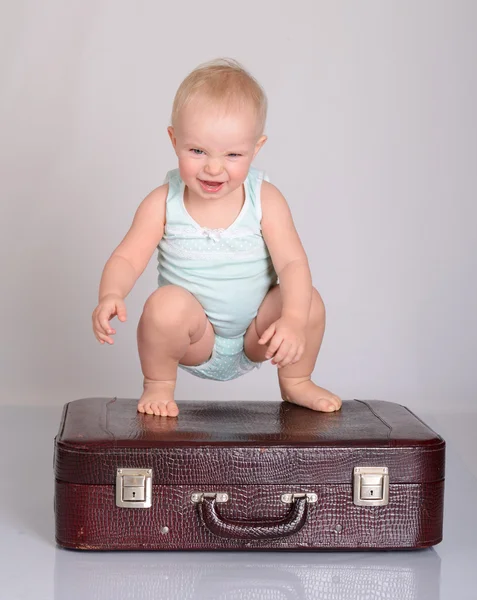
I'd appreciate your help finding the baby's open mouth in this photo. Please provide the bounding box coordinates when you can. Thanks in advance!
[198,179,225,193]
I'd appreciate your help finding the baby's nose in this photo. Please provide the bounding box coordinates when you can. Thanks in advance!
[205,160,223,175]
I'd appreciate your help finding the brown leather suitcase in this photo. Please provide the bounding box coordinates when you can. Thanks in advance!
[54,398,445,551]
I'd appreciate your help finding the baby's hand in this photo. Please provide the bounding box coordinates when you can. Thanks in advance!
[92,293,127,345]
[258,316,306,368]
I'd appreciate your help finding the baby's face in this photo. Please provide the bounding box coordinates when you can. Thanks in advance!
[168,100,266,200]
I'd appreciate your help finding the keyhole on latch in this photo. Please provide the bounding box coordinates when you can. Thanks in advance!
[132,491,136,498]
[370,490,373,495]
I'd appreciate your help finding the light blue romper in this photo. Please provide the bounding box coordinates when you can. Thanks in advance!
[156,167,278,381]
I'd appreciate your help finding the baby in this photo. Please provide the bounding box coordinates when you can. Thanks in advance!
[92,59,342,417]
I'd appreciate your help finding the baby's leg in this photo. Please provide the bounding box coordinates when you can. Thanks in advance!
[244,285,342,412]
[137,285,215,416]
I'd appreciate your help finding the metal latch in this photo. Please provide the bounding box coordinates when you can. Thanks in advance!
[116,468,152,508]
[191,492,229,503]
[353,467,389,506]
[281,492,317,504]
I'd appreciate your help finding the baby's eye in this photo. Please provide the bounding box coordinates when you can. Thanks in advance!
[190,148,204,155]
[228,153,241,158]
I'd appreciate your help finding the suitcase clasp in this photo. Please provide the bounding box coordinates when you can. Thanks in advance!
[281,493,318,504]
[353,467,389,506]
[191,492,229,503]
[116,468,152,508]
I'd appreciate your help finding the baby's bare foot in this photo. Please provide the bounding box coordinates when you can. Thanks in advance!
[279,377,342,412]
[137,378,179,417]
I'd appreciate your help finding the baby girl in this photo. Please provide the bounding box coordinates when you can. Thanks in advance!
[92,58,342,417]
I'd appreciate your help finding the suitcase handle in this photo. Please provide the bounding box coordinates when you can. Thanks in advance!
[197,495,308,540]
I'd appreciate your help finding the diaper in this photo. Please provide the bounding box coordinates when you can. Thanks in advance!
[178,334,262,382]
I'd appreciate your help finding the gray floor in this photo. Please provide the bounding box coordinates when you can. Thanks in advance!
[1,405,476,600]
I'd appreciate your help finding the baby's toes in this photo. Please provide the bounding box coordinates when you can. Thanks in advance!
[137,401,156,415]
[312,398,336,412]
[151,401,179,417]
[147,402,165,417]
[144,403,155,415]
[330,395,342,410]
[164,401,179,417]
[137,401,149,414]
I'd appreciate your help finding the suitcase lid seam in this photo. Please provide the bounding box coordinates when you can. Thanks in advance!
[355,400,393,444]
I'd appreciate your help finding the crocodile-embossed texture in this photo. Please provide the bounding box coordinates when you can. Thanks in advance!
[55,444,444,486]
[55,480,444,550]
[54,398,445,550]
[54,399,445,485]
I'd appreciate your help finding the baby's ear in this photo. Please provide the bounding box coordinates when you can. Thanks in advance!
[167,127,177,149]
[254,135,268,157]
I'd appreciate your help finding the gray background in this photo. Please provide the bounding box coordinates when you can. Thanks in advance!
[1,4,477,598]
[1,0,475,410]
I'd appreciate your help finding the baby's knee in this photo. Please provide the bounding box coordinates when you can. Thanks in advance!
[142,286,196,329]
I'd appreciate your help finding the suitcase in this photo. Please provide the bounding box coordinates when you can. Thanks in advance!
[53,397,445,551]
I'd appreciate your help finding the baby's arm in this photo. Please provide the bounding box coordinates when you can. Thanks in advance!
[99,184,167,300]
[92,184,167,344]
[260,181,312,327]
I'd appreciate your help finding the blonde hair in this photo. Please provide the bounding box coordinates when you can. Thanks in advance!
[171,58,267,137]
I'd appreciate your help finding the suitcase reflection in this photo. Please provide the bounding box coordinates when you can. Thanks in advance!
[54,547,440,600]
